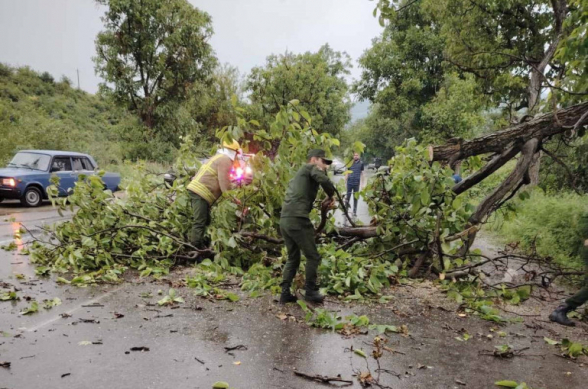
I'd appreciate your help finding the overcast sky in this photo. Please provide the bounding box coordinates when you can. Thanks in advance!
[0,0,383,101]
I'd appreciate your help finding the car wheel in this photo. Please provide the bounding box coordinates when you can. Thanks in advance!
[21,187,43,207]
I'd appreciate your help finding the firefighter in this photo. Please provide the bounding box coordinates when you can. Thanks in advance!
[279,149,335,304]
[187,140,241,252]
[549,213,588,326]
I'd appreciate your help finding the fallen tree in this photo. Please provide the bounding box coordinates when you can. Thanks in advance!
[430,102,588,253]
[24,100,588,297]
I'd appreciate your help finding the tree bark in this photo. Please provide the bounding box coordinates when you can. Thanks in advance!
[468,139,540,226]
[452,145,521,195]
[459,138,540,253]
[336,226,378,239]
[429,102,588,163]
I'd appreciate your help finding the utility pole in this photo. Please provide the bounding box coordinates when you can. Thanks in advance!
[77,69,80,90]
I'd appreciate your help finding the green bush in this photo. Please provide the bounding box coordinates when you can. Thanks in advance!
[0,63,147,167]
[492,190,588,270]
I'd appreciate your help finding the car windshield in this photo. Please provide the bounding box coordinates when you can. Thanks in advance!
[8,152,51,171]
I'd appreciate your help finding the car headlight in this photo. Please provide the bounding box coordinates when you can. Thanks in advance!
[2,178,16,187]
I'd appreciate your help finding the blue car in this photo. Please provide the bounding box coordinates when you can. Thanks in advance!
[0,150,121,207]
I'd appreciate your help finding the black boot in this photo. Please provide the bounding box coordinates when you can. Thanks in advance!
[279,286,297,304]
[304,284,324,304]
[549,304,576,327]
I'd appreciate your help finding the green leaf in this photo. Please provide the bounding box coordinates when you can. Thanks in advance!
[20,301,39,315]
[212,382,230,389]
[43,297,62,309]
[495,381,519,388]
[544,337,560,345]
[226,293,240,302]
[354,349,367,358]
[300,110,311,123]
[0,291,18,301]
[568,342,584,357]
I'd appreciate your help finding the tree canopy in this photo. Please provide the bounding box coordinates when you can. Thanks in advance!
[94,0,217,134]
[246,44,352,136]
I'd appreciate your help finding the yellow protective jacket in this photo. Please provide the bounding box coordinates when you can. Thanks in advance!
[187,153,233,205]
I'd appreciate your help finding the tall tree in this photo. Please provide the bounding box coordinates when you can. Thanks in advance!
[246,45,352,136]
[352,3,448,145]
[94,0,217,132]
[421,0,570,115]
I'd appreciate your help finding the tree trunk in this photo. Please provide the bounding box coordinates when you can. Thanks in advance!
[428,102,588,163]
[526,0,567,185]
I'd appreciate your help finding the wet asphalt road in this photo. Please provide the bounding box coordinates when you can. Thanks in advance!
[2,182,588,389]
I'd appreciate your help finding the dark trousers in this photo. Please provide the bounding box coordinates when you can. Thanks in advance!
[188,191,211,248]
[566,244,588,308]
[345,182,360,214]
[280,217,321,290]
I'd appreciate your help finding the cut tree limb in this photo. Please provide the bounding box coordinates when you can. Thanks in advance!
[428,102,588,163]
[336,226,378,239]
[452,145,521,195]
[459,138,540,253]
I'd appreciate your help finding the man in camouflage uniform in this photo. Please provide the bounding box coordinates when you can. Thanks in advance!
[549,213,588,326]
[187,140,240,250]
[280,149,335,304]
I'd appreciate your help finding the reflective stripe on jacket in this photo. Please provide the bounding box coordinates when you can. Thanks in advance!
[187,154,233,205]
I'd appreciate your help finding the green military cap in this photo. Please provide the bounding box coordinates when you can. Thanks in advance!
[307,149,333,165]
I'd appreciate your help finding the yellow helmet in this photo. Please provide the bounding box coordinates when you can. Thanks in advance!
[222,139,241,151]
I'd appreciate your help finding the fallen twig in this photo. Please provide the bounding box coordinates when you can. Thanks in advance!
[293,371,353,386]
[224,344,248,353]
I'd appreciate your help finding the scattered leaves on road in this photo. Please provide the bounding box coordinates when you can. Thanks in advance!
[20,300,39,315]
[157,288,184,306]
[43,297,62,309]
[0,291,18,301]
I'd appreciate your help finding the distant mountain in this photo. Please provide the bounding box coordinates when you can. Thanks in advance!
[350,100,370,121]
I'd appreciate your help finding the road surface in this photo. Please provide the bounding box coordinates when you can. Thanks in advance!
[1,190,588,389]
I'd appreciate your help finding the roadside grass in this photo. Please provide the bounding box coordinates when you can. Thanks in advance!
[488,189,588,272]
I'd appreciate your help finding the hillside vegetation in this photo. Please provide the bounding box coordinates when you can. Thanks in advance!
[0,64,142,167]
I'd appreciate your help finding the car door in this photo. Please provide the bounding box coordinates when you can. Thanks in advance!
[49,156,76,196]
[72,156,98,185]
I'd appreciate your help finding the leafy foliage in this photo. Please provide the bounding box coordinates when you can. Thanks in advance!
[555,0,588,104]
[296,301,406,335]
[560,338,588,358]
[26,96,492,301]
[423,0,567,112]
[94,0,217,133]
[247,44,352,136]
[363,139,475,264]
[492,190,588,271]
[0,64,137,167]
[157,288,184,306]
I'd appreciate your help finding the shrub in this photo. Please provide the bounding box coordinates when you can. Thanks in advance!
[492,190,588,270]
